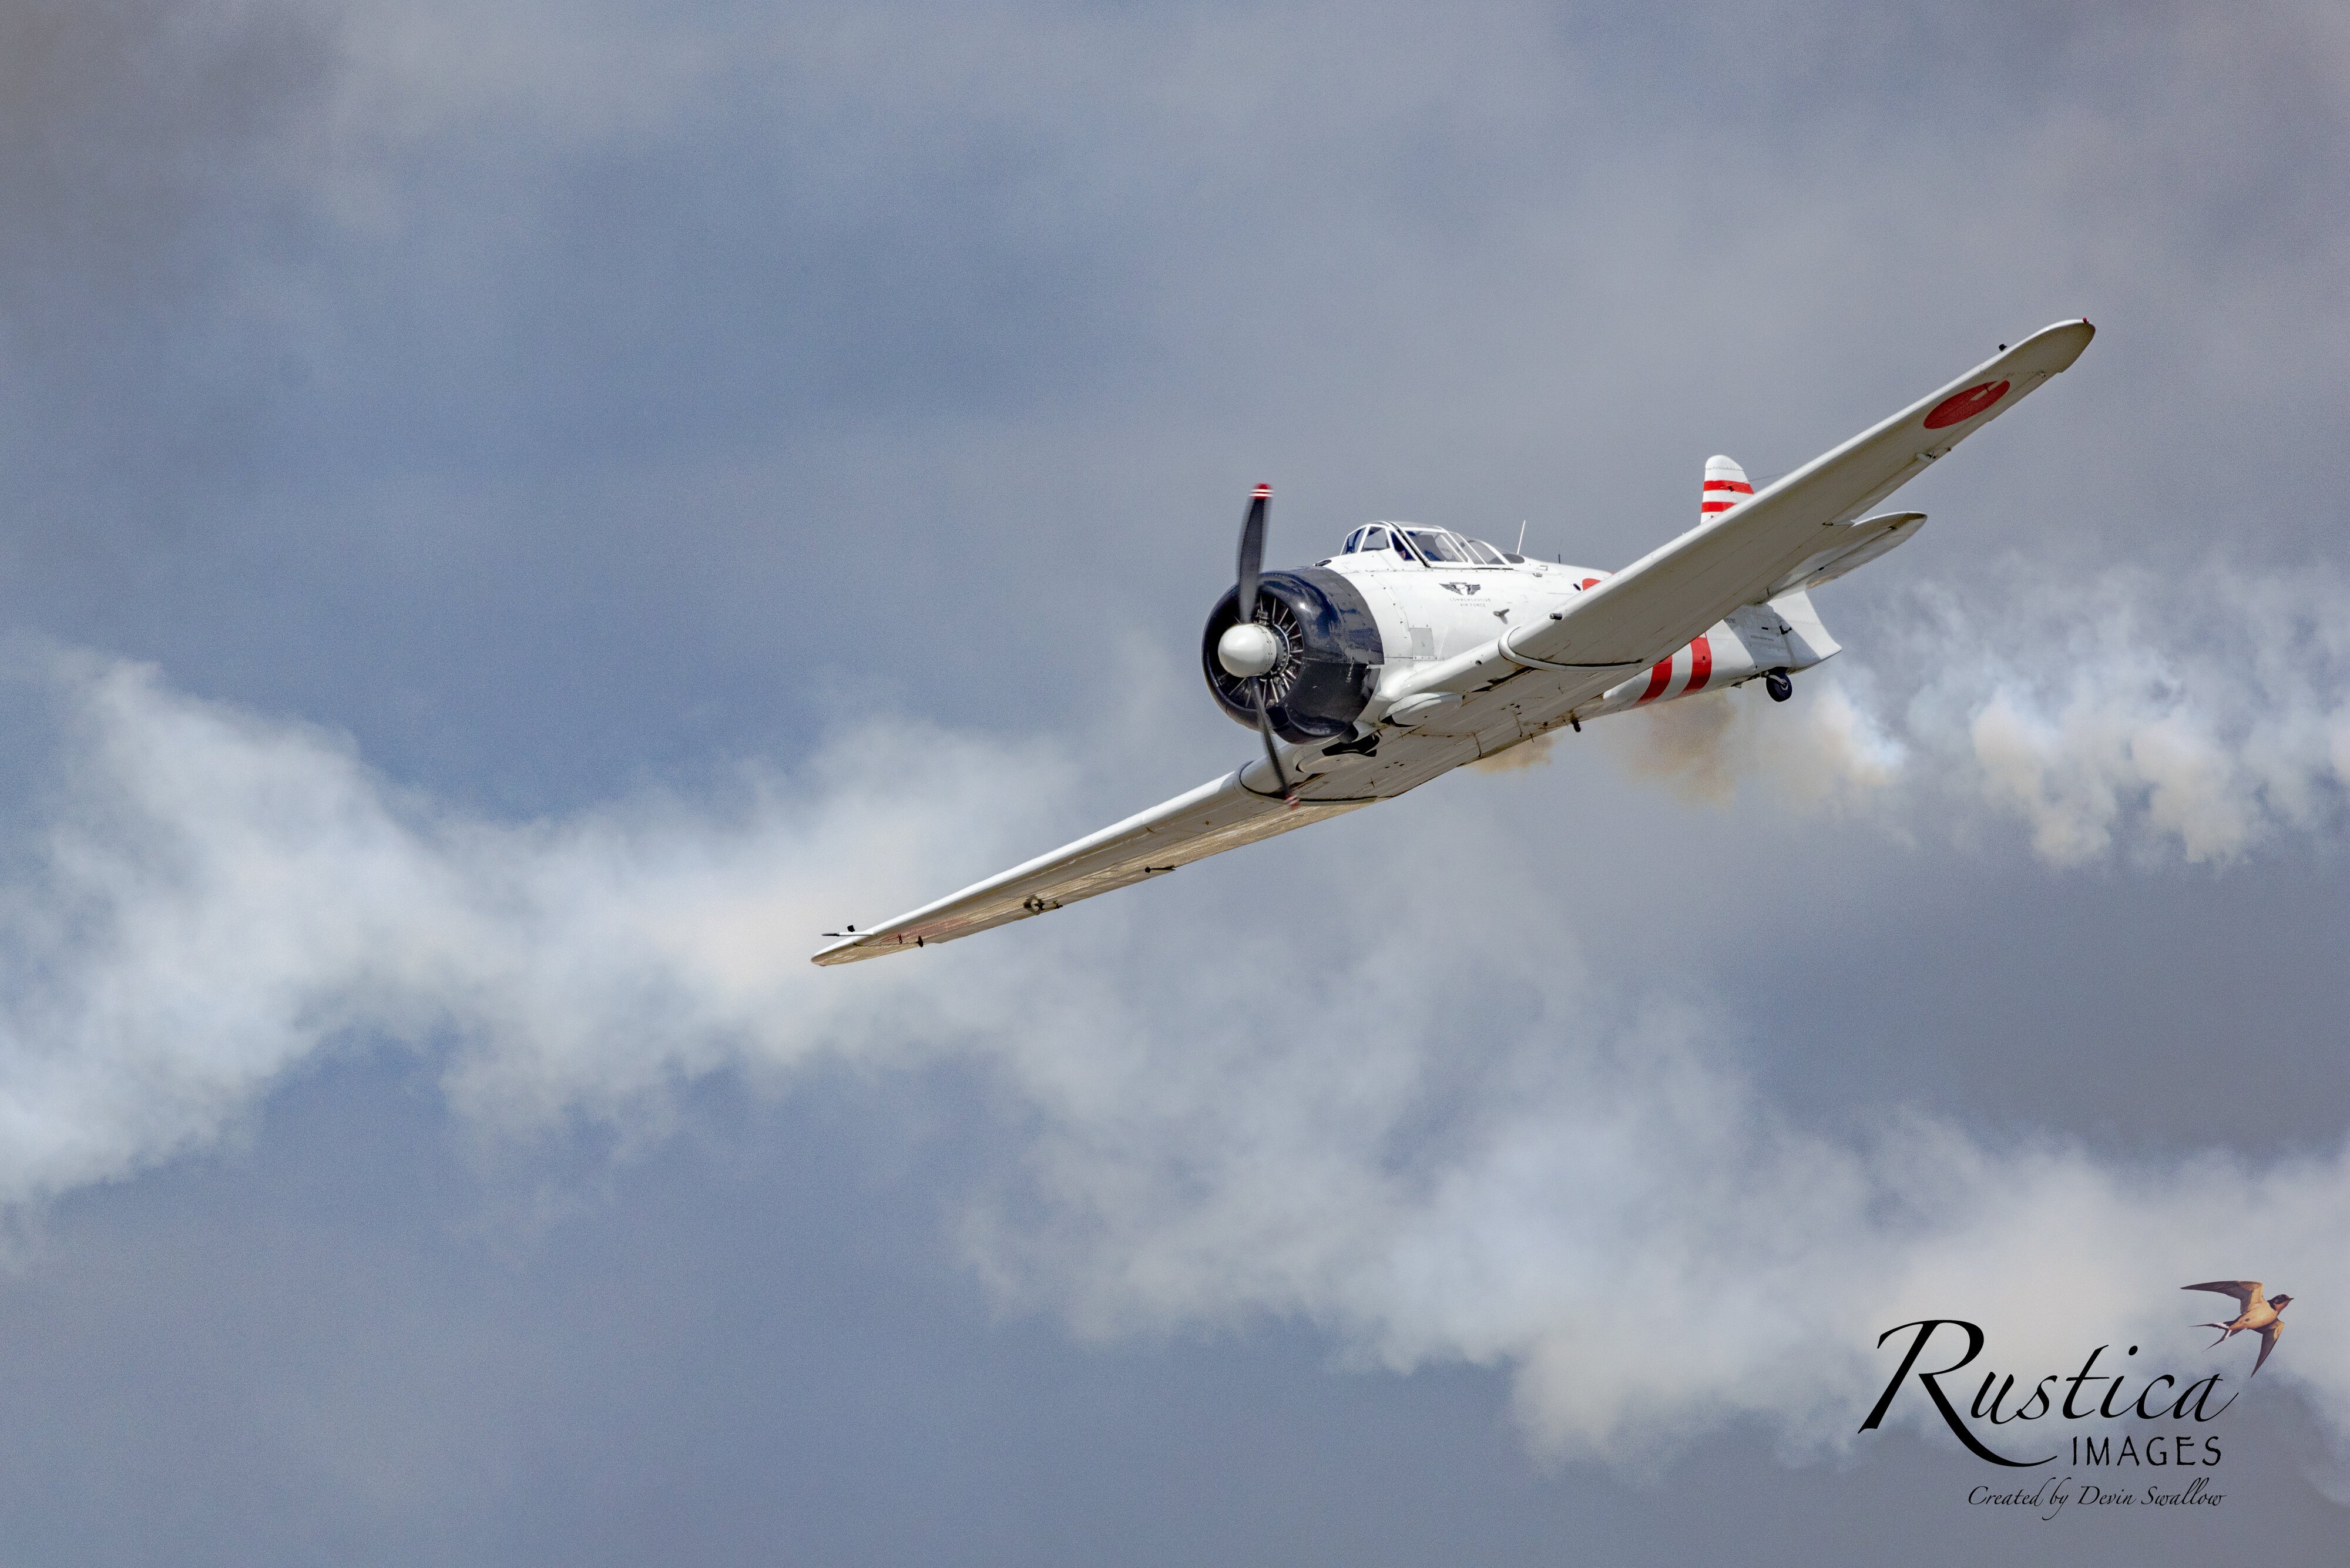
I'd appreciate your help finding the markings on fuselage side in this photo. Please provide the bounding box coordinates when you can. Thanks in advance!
[1636,634,1713,705]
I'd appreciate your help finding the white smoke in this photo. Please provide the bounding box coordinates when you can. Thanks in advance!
[0,646,1068,1203]
[1598,563,2350,869]
[1,581,2349,1478]
[1884,567,2350,866]
[971,983,2350,1465]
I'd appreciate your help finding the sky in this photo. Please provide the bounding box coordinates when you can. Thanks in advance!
[0,0,2346,1560]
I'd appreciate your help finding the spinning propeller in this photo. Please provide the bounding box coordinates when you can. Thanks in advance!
[1214,484,1295,801]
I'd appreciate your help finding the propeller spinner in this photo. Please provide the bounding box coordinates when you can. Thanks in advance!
[1218,484,1294,801]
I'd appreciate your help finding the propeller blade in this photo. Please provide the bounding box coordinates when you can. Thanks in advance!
[1249,679,1293,801]
[1236,484,1270,623]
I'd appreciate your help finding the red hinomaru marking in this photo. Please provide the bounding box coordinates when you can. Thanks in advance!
[1639,657,1674,704]
[1580,577,1601,589]
[1686,635,1713,693]
[1922,380,2010,430]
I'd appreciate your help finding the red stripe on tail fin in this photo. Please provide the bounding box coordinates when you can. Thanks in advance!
[1701,456,1751,522]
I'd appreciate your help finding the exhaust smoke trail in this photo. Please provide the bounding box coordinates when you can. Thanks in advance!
[1596,564,2350,868]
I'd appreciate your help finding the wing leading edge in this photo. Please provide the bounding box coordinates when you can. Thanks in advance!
[808,773,1364,965]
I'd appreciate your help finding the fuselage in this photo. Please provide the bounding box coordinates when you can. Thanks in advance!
[1204,520,1834,747]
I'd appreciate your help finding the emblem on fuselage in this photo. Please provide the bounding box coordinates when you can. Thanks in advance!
[1439,581,1482,595]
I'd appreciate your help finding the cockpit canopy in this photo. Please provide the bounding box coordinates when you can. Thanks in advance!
[1340,523,1518,566]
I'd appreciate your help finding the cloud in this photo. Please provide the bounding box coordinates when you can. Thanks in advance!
[972,971,2350,1467]
[0,6,2343,1557]
[4,575,2350,1478]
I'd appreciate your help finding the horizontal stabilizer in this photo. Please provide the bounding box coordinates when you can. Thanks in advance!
[1768,511,1926,596]
[1770,587,1841,668]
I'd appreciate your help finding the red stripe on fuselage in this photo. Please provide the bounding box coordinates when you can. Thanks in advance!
[1687,635,1712,693]
[1701,480,1753,493]
[1639,658,1673,703]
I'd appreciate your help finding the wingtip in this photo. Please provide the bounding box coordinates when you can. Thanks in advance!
[2002,318,2095,375]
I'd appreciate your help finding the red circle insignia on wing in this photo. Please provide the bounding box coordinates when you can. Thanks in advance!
[1923,380,2010,430]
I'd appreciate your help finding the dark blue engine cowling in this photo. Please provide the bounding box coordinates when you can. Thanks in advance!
[1201,567,1385,743]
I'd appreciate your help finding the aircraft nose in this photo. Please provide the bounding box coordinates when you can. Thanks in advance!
[1217,622,1281,678]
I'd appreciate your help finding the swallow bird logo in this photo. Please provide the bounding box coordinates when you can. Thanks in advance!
[2183,1281,2293,1376]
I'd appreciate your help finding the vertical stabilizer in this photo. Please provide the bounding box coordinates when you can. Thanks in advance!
[1702,455,1751,522]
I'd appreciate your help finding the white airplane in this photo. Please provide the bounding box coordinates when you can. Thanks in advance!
[814,320,2094,965]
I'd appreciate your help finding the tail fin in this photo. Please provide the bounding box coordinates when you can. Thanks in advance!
[1702,455,1752,521]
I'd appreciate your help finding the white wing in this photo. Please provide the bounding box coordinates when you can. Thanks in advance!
[810,771,1364,965]
[1388,320,2096,710]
